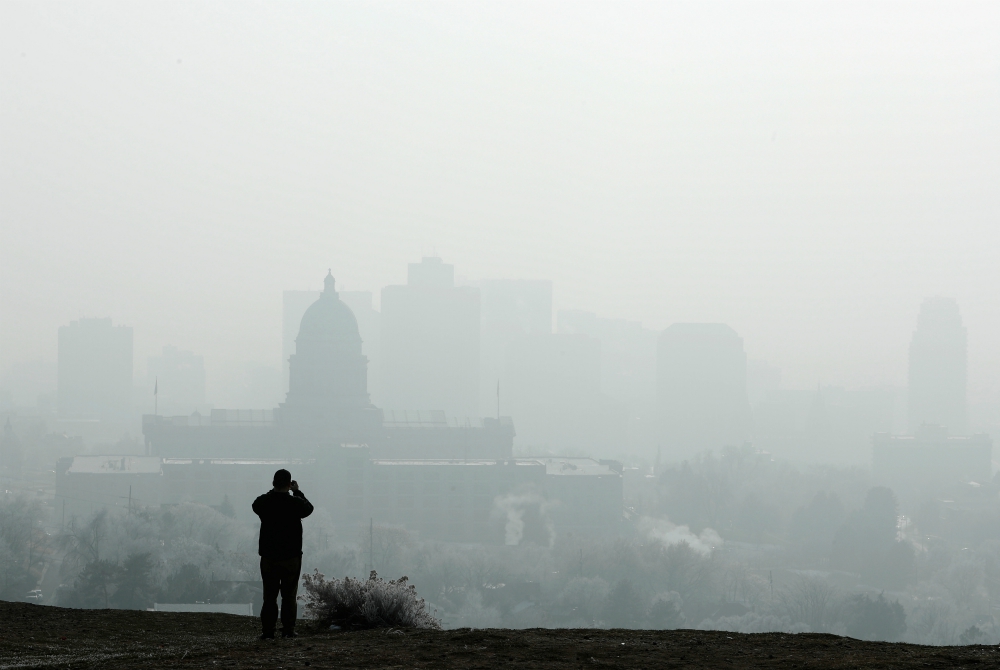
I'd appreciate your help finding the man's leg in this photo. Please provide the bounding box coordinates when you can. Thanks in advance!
[279,557,302,636]
[259,558,280,638]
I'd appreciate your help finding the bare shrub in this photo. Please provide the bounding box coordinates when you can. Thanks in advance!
[300,569,441,630]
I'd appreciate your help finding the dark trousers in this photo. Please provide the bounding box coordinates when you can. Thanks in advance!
[260,556,302,636]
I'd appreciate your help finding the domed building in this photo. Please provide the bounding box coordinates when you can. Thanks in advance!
[143,271,514,462]
[287,272,367,402]
[129,270,628,545]
[280,271,384,449]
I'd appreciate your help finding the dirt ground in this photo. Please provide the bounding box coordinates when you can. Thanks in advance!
[2,601,999,669]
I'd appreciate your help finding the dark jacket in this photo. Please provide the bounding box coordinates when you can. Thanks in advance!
[252,489,314,560]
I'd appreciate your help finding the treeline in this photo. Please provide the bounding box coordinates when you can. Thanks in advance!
[3,444,1000,644]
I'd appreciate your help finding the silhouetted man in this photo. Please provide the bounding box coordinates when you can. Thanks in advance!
[252,469,314,639]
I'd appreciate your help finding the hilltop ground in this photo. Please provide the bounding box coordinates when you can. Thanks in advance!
[1,602,998,669]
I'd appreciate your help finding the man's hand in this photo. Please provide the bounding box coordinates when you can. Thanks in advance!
[290,480,299,493]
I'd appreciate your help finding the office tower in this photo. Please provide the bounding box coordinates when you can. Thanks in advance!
[558,310,657,410]
[503,332,624,452]
[558,310,658,454]
[380,257,480,417]
[146,346,206,415]
[57,318,133,419]
[478,279,552,412]
[657,323,752,456]
[908,297,967,434]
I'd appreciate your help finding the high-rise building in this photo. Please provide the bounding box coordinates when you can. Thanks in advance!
[657,323,752,457]
[557,310,657,411]
[908,297,967,434]
[380,257,480,417]
[478,279,552,412]
[57,318,133,419]
[558,310,658,455]
[504,333,624,452]
[146,346,206,416]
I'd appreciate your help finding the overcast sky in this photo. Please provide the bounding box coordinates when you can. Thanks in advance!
[2,1,998,404]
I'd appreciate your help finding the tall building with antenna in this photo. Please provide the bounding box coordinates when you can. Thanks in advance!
[907,297,967,434]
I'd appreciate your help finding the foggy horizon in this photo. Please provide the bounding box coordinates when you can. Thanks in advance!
[4,2,1000,647]
[3,1,998,413]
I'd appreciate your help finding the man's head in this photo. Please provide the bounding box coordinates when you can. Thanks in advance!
[272,469,292,491]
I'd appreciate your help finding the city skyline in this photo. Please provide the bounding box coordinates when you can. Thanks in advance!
[0,266,995,406]
[6,266,989,445]
[2,3,998,404]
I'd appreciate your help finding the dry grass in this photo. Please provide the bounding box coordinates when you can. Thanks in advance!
[2,601,999,669]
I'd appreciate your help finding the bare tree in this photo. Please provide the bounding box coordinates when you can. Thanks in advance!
[59,509,109,573]
[777,575,840,633]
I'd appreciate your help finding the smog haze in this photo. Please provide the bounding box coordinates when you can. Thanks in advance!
[3,2,998,404]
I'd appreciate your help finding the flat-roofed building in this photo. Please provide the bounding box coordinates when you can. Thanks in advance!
[159,457,307,522]
[58,318,133,420]
[361,459,546,543]
[56,455,163,519]
[382,410,514,460]
[56,454,305,523]
[143,410,280,458]
[873,425,992,501]
[57,449,623,544]
[538,457,623,540]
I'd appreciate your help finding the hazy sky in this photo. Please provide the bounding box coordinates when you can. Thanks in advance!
[2,2,998,403]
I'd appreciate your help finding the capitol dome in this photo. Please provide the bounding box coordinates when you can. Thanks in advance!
[284,271,370,409]
[296,271,362,347]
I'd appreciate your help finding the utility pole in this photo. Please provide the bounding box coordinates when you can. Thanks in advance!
[369,518,373,576]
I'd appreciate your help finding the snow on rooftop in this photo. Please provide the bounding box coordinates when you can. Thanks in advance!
[66,456,163,475]
[538,458,619,476]
[382,409,486,428]
[160,459,305,466]
[371,459,543,467]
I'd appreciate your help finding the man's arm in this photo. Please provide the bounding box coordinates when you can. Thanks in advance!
[290,481,314,518]
[251,493,266,517]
